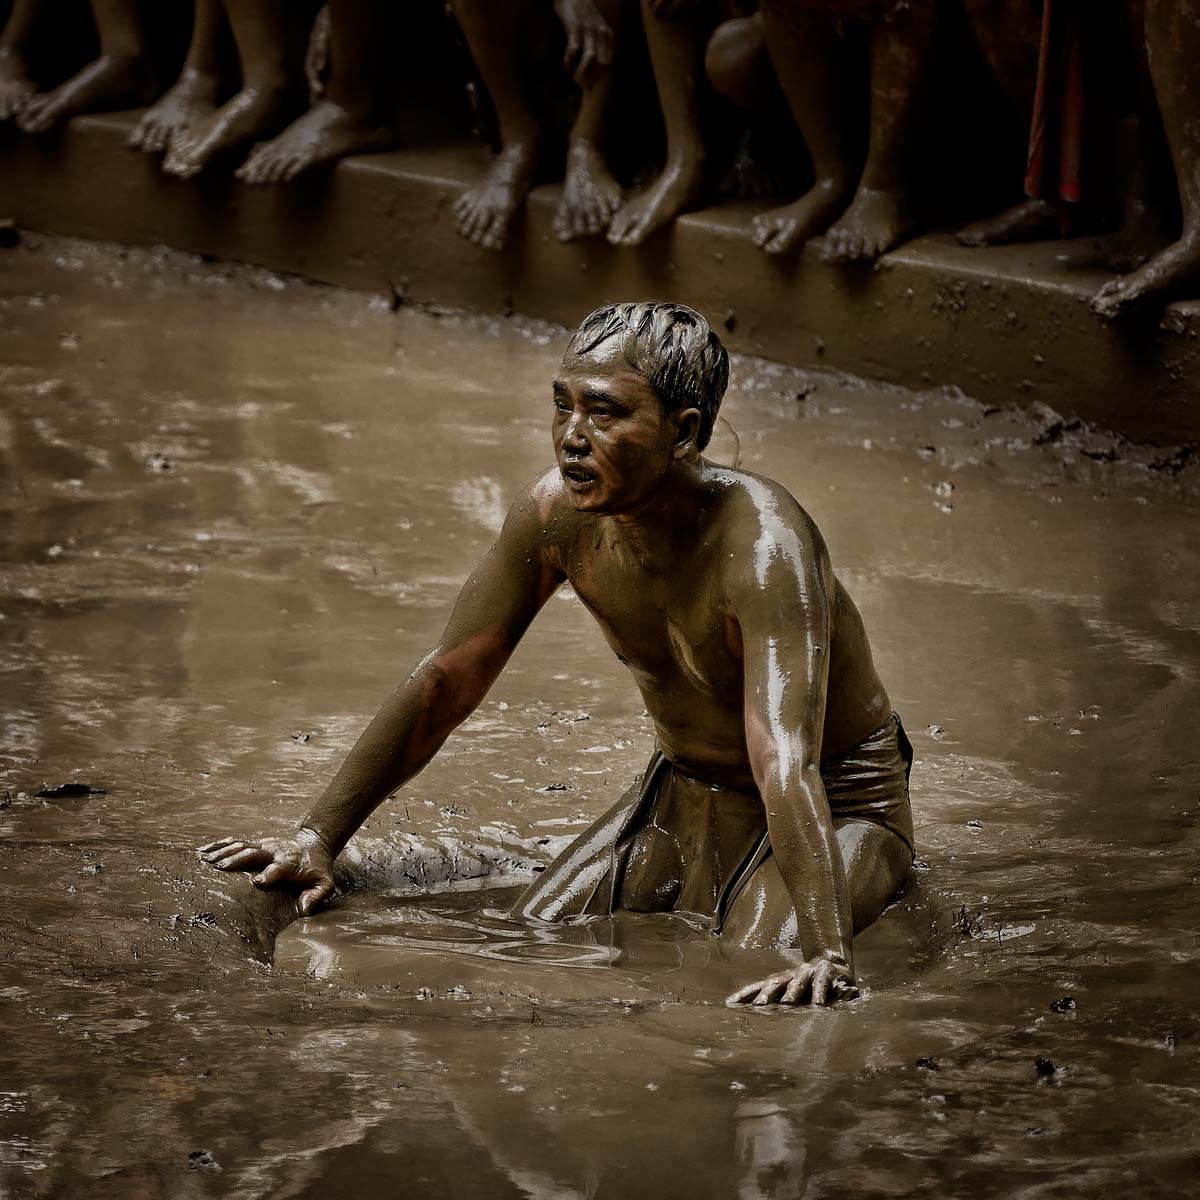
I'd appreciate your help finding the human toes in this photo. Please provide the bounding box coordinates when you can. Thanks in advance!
[478,210,508,251]
[162,141,198,176]
[234,146,268,182]
[142,121,174,154]
[1090,280,1127,320]
[17,95,57,133]
[765,220,801,256]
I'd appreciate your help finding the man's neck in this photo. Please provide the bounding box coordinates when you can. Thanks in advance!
[606,457,708,569]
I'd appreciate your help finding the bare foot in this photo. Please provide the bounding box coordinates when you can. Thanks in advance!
[956,198,1058,248]
[1107,199,1164,274]
[751,176,855,256]
[236,100,395,185]
[552,140,623,241]
[127,68,220,154]
[0,48,35,122]
[1091,231,1200,320]
[818,187,918,264]
[453,138,539,251]
[162,84,303,179]
[607,153,705,247]
[17,53,156,134]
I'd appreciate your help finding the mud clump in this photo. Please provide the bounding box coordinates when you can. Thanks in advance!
[36,782,106,798]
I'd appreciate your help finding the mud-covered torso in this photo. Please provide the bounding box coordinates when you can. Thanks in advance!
[551,473,892,790]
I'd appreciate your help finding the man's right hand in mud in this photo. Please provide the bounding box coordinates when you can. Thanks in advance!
[198,828,335,916]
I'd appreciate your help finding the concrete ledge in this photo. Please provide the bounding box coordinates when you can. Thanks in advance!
[4,111,1197,443]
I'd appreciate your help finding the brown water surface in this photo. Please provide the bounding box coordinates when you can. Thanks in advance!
[2,238,1199,1198]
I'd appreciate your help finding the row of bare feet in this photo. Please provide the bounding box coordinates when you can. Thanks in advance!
[1,46,393,187]
[3,47,1191,317]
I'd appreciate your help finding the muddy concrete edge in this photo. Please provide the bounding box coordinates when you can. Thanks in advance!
[2,113,1196,444]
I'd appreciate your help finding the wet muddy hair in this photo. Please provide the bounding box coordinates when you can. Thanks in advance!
[567,301,730,451]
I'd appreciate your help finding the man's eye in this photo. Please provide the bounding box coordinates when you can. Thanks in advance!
[553,398,571,413]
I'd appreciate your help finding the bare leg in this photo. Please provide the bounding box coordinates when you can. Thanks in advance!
[607,0,715,247]
[956,0,1059,247]
[128,0,230,154]
[1106,0,1168,273]
[17,0,156,134]
[707,13,798,200]
[1093,0,1200,318]
[237,0,396,184]
[752,2,861,256]
[163,0,313,179]
[721,821,914,950]
[448,0,544,251]
[554,0,626,241]
[0,0,44,120]
[818,0,937,265]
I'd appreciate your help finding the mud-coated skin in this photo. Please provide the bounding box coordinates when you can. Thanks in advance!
[202,330,907,1007]
[0,0,43,122]
[1093,0,1200,318]
[717,0,936,263]
[161,0,318,180]
[16,0,158,135]
[235,0,397,186]
[127,0,232,156]
[448,0,621,250]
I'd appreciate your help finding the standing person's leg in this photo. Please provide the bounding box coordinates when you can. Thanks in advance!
[163,0,315,179]
[236,0,396,184]
[607,0,718,246]
[818,0,938,264]
[0,0,46,120]
[1093,0,1200,316]
[18,0,156,133]
[1106,0,1167,271]
[554,0,628,241]
[448,0,547,250]
[751,1,863,255]
[128,0,231,153]
[956,0,1060,247]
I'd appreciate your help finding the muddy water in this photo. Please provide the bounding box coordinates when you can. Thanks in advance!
[2,237,1199,1199]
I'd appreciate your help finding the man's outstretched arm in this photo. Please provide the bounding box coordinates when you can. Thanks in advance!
[199,477,564,913]
[724,491,856,1007]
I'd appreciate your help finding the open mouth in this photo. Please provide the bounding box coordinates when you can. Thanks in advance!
[560,462,598,487]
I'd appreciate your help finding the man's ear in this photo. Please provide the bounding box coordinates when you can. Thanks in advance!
[671,407,703,459]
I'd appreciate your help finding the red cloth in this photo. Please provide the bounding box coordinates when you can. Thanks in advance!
[1025,0,1121,207]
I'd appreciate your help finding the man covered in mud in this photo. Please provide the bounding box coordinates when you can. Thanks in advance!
[200,302,915,1008]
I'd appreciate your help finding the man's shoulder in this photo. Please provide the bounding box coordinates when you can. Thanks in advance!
[706,465,825,550]
[503,467,579,541]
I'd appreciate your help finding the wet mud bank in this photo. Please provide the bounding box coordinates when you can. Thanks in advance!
[3,112,1198,446]
[3,239,1200,1196]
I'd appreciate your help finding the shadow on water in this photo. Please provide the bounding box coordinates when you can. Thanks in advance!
[2,237,1199,1197]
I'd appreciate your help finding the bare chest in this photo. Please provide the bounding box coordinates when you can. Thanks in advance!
[564,540,740,694]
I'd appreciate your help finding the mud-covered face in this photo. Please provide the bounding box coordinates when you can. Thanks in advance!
[552,343,697,514]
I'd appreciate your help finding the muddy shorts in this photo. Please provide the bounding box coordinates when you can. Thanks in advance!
[514,714,915,933]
